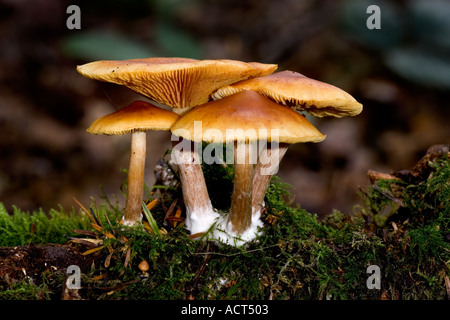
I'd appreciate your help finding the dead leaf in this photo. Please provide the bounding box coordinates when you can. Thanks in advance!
[82,246,105,256]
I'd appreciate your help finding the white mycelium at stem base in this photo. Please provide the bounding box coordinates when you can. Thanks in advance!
[123,131,146,226]
[211,141,264,246]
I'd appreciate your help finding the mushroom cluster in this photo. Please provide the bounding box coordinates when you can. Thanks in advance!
[78,58,276,228]
[77,57,362,246]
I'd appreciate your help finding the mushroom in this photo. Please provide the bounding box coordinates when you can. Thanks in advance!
[212,70,363,216]
[87,100,179,226]
[171,91,325,245]
[78,57,277,235]
[138,259,150,279]
[77,57,277,115]
[212,70,363,117]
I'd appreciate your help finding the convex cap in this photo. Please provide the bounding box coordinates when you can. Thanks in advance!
[77,57,277,110]
[212,70,362,117]
[171,90,326,144]
[87,100,179,135]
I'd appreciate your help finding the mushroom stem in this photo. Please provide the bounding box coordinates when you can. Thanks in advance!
[172,139,217,235]
[252,143,288,215]
[123,131,146,226]
[228,142,254,234]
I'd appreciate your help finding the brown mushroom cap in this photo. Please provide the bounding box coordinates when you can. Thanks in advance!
[87,100,179,135]
[138,260,150,272]
[212,70,363,118]
[171,90,325,144]
[77,57,277,110]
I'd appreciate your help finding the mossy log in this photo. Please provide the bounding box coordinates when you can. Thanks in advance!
[0,145,448,300]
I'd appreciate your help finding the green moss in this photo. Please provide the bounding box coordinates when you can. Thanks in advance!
[0,278,51,300]
[0,270,62,300]
[0,203,92,246]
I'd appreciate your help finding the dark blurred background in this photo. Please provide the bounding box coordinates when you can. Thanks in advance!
[0,0,449,217]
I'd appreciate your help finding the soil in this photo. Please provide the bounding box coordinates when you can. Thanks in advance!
[0,243,97,285]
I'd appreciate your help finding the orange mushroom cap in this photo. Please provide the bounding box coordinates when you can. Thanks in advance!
[77,57,277,111]
[212,70,362,118]
[87,100,179,135]
[172,90,325,144]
